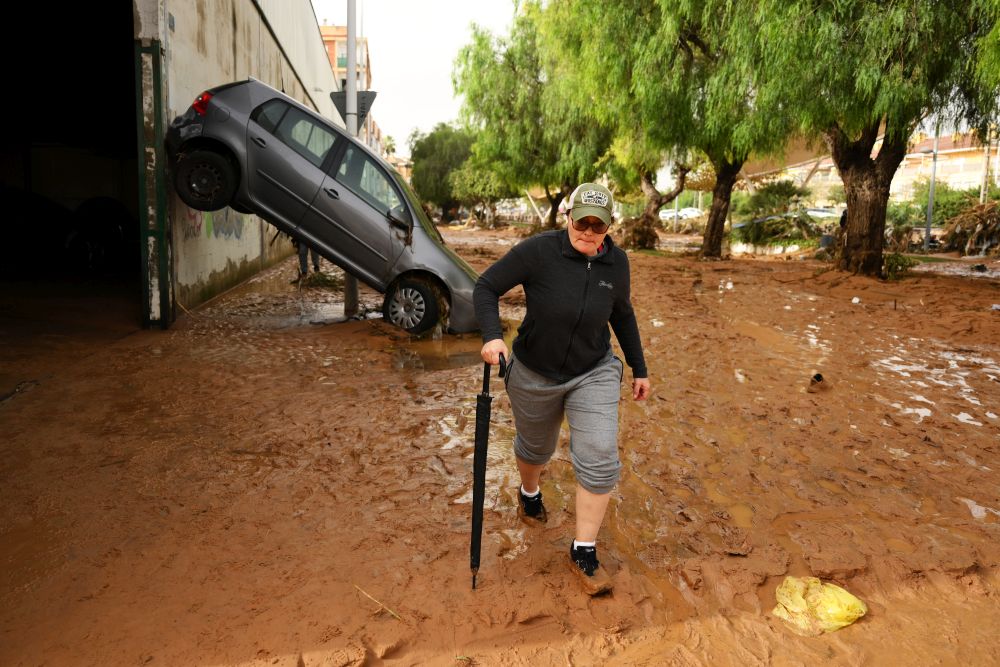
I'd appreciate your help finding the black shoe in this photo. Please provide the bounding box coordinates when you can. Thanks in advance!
[569,543,613,594]
[517,488,547,524]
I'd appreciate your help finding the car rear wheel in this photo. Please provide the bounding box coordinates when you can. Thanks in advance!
[382,278,442,335]
[174,150,237,211]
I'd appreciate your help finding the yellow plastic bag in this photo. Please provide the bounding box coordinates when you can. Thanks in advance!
[772,576,867,636]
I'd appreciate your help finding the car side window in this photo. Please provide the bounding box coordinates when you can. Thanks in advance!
[335,146,406,219]
[272,107,337,168]
[251,99,289,134]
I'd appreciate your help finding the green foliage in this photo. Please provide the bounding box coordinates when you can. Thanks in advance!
[730,191,752,218]
[883,253,919,280]
[541,0,791,175]
[886,201,922,230]
[453,4,609,204]
[731,213,819,245]
[828,186,846,204]
[409,124,473,213]
[723,1,996,273]
[911,179,980,228]
[448,157,518,208]
[736,180,811,218]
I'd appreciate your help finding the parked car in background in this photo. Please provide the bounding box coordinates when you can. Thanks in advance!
[165,78,478,335]
[804,207,842,219]
[659,207,703,222]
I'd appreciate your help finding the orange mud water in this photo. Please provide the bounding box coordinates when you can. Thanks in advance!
[2,229,999,665]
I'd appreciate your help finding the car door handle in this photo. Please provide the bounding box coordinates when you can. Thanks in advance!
[324,187,340,200]
[252,136,267,148]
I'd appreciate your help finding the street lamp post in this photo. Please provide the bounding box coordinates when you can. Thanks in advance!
[343,0,359,317]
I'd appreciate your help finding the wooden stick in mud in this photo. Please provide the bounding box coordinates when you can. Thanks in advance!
[353,584,403,621]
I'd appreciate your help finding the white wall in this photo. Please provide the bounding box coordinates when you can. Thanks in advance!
[157,0,344,308]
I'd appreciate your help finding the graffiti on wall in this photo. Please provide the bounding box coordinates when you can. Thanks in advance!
[181,207,246,241]
[182,206,203,240]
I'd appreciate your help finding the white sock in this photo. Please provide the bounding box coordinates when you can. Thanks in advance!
[520,484,540,498]
[573,539,596,549]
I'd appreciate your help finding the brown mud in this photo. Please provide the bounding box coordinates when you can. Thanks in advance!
[2,229,1000,666]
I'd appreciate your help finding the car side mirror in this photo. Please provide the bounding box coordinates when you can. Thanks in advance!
[387,206,412,230]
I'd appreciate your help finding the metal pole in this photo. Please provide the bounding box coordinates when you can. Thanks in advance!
[343,0,360,317]
[924,125,939,252]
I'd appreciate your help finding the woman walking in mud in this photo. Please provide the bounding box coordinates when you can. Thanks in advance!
[473,182,650,595]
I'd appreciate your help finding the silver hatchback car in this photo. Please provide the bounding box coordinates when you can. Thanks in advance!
[166,78,478,335]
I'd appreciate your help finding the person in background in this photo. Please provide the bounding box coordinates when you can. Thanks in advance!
[295,239,321,278]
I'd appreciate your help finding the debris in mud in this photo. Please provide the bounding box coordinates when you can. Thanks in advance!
[943,200,1000,256]
[297,271,344,290]
[807,373,830,393]
[772,576,867,637]
[0,380,39,405]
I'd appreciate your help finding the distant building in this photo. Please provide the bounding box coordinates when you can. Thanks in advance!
[319,24,385,156]
[743,132,999,205]
[386,155,413,184]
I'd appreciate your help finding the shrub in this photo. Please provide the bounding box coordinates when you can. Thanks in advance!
[883,252,918,280]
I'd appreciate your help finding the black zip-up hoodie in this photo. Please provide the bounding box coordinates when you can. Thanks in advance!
[473,229,647,383]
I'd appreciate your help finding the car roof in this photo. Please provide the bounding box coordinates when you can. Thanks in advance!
[240,78,395,173]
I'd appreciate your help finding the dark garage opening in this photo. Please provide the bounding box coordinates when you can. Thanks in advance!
[0,4,142,345]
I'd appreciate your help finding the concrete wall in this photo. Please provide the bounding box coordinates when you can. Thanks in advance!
[149,0,344,310]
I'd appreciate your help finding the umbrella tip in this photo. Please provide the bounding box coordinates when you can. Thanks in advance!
[472,574,477,589]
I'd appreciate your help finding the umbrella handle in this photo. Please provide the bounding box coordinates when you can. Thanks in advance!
[481,353,507,395]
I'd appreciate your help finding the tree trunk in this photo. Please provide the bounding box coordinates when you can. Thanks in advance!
[619,165,690,250]
[702,158,742,258]
[544,184,571,230]
[825,120,908,277]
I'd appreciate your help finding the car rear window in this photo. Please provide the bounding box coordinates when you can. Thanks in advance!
[253,99,288,134]
[273,108,337,168]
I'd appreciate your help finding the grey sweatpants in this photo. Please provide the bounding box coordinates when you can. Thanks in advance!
[504,351,624,494]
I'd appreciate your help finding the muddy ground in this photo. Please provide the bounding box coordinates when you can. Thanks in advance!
[2,228,1000,666]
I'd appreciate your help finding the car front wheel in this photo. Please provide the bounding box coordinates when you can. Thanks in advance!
[174,150,237,211]
[382,278,443,335]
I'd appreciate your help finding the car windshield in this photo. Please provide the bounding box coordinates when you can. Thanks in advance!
[391,171,479,282]
[394,175,444,244]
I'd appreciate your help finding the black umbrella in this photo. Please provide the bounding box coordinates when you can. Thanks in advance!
[470,353,506,590]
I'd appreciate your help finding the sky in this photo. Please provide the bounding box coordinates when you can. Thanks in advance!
[310,0,516,158]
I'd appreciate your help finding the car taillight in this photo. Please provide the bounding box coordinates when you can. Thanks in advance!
[192,91,214,116]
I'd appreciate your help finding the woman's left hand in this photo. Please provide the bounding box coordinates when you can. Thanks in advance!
[632,378,650,401]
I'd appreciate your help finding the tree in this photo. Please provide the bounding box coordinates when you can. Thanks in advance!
[454,3,611,229]
[409,123,473,220]
[732,1,995,275]
[540,0,791,255]
[384,135,396,157]
[449,156,518,228]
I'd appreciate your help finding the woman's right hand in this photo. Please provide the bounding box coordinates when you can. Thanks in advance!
[480,339,509,365]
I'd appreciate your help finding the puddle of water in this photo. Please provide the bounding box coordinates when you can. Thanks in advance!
[727,503,754,529]
[392,318,521,373]
[450,423,519,506]
[912,261,1000,279]
[817,479,842,494]
[704,479,734,505]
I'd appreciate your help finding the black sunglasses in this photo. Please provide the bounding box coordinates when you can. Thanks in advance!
[570,217,609,234]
